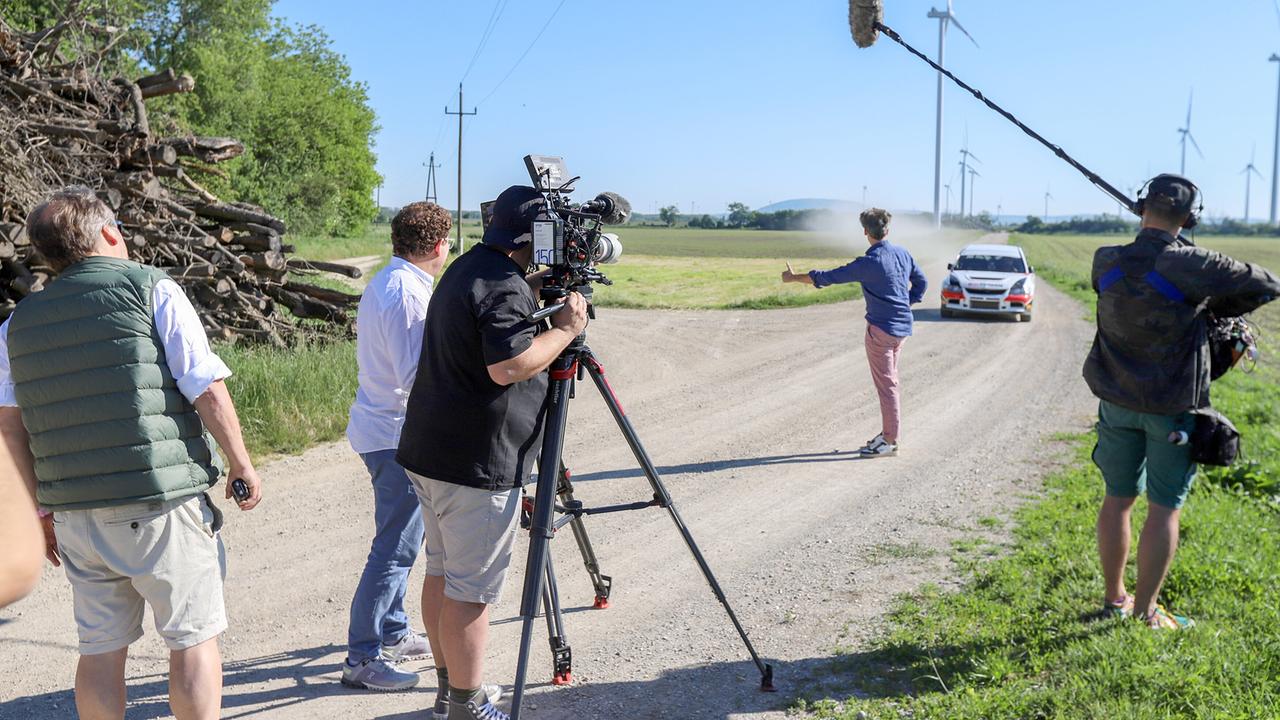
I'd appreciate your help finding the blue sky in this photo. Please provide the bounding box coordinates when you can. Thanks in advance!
[273,0,1280,221]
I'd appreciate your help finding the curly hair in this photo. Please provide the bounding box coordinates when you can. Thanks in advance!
[860,207,892,241]
[392,202,452,258]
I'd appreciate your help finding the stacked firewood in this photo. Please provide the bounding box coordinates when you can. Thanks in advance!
[0,12,361,345]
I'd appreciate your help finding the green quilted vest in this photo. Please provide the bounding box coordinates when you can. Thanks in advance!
[7,257,223,510]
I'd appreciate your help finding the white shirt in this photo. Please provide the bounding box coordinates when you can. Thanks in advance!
[346,256,434,454]
[0,278,232,407]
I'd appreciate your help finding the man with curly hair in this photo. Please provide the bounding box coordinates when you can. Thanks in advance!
[782,208,928,457]
[342,201,454,691]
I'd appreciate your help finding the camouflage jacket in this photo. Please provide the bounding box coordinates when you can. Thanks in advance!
[1082,228,1280,415]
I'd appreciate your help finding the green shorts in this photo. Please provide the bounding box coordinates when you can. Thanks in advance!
[1092,400,1197,509]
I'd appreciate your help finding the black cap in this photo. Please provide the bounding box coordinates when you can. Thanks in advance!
[1146,174,1198,214]
[482,185,545,250]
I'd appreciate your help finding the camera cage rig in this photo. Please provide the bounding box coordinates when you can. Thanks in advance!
[522,154,624,322]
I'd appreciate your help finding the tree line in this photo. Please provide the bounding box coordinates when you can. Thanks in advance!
[8,0,379,237]
[656,203,844,231]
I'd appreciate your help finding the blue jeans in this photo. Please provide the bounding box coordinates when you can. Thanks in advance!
[347,449,425,663]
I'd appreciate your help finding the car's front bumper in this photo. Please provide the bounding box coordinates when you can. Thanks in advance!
[941,293,1032,315]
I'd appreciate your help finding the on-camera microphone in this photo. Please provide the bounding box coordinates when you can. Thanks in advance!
[580,192,631,225]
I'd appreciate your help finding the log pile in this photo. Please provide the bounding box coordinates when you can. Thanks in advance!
[0,12,361,345]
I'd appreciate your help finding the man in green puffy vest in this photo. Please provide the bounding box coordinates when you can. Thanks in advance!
[0,186,263,720]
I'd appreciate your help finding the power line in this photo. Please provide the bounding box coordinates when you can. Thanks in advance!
[477,0,570,107]
[460,0,511,84]
[446,85,477,254]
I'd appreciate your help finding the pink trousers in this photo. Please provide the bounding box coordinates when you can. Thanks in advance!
[864,323,906,444]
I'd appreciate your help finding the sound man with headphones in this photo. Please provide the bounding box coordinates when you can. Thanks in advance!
[1083,173,1280,629]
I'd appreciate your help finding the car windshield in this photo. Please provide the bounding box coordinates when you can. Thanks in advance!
[954,254,1026,273]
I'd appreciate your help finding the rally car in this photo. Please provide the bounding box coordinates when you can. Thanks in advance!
[939,244,1036,322]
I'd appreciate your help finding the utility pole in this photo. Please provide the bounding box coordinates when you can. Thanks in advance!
[1270,54,1280,224]
[424,152,440,203]
[445,84,477,252]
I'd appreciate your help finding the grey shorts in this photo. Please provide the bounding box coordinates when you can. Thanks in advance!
[406,472,520,605]
[54,494,227,655]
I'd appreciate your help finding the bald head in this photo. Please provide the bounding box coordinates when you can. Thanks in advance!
[25,186,119,271]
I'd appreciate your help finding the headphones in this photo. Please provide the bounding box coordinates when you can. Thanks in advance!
[1134,174,1203,230]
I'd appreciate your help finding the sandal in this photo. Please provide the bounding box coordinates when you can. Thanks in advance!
[1102,594,1134,619]
[1141,605,1194,630]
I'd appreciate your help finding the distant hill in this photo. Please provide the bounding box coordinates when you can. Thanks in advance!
[756,198,864,214]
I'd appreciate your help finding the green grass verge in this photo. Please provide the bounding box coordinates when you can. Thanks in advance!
[218,339,357,458]
[798,436,1280,719]
[801,233,1280,718]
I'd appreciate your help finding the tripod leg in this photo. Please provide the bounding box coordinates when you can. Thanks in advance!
[557,466,613,608]
[581,349,776,692]
[511,355,577,720]
[544,552,573,685]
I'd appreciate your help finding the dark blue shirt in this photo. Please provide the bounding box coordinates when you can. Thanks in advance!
[809,240,927,337]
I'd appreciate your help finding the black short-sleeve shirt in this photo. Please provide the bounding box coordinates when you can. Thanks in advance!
[397,244,548,490]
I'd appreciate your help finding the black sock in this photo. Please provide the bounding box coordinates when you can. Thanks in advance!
[436,667,449,703]
[449,686,485,706]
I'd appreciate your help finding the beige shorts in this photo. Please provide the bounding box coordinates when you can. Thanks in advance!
[54,494,227,655]
[406,472,520,605]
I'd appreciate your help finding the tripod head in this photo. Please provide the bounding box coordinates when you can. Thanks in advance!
[526,281,596,327]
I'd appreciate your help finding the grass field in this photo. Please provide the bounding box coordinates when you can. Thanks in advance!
[288,222,937,310]
[805,233,1280,719]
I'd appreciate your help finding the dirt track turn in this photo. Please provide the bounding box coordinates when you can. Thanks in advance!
[0,234,1098,720]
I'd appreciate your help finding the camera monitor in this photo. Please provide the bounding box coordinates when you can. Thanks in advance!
[524,154,571,192]
[480,200,496,230]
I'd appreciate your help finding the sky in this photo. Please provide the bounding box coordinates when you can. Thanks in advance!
[272,0,1280,222]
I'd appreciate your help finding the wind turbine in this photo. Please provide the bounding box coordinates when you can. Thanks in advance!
[968,166,981,217]
[1243,144,1264,223]
[1044,187,1053,219]
[1177,91,1204,175]
[926,0,979,228]
[958,140,981,217]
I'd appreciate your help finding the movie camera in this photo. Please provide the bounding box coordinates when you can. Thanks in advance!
[500,155,629,322]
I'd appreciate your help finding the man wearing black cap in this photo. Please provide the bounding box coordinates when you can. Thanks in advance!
[1085,173,1279,630]
[397,185,587,720]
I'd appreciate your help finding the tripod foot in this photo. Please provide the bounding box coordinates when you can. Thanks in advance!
[592,595,610,609]
[552,670,573,686]
[760,664,776,692]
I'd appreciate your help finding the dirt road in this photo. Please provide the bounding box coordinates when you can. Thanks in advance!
[0,235,1098,720]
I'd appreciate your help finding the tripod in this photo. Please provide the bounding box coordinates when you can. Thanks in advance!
[509,335,775,719]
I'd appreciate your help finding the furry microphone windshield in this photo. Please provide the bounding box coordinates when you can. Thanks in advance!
[844,0,1138,214]
[848,0,883,48]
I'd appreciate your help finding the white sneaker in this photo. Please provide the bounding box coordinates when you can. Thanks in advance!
[859,436,898,458]
[856,433,884,454]
[382,630,432,662]
[432,684,504,720]
[341,657,419,691]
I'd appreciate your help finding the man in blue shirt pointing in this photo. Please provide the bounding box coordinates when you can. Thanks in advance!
[782,208,928,457]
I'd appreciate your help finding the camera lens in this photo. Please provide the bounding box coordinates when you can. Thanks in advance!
[593,233,622,265]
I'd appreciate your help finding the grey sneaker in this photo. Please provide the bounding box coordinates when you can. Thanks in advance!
[450,697,509,720]
[859,436,898,458]
[434,684,503,720]
[341,657,419,691]
[382,630,432,662]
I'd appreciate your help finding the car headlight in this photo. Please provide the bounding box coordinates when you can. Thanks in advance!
[1009,278,1026,294]
[946,274,962,291]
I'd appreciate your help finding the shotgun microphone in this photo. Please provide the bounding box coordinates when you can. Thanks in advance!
[579,192,631,225]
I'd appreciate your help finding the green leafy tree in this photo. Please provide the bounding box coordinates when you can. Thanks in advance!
[658,205,680,227]
[726,202,755,228]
